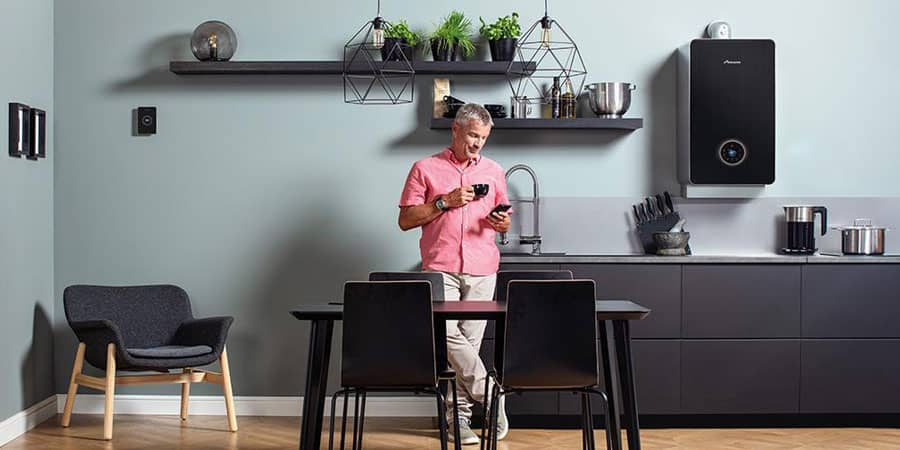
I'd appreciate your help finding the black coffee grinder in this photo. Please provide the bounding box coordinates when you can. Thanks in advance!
[782,206,827,254]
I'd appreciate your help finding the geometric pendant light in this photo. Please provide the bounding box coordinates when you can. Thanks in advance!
[506,0,587,104]
[343,0,415,104]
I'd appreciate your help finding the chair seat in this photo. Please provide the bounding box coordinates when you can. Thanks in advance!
[126,345,213,358]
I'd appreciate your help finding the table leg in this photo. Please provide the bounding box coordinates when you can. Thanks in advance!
[598,320,622,450]
[613,321,640,450]
[299,319,334,450]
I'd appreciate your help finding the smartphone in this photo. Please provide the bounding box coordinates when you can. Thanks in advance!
[488,203,512,217]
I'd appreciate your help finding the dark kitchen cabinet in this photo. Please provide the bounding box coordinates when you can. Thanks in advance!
[682,265,801,338]
[802,265,900,338]
[559,339,681,415]
[801,339,900,413]
[681,340,801,414]
[562,264,682,338]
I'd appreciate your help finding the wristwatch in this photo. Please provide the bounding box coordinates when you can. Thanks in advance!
[435,197,449,212]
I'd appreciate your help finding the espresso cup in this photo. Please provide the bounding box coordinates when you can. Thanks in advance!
[472,183,489,198]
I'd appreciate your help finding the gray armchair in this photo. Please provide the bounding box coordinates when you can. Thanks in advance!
[61,284,237,440]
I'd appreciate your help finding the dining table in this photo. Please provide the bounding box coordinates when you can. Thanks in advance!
[291,299,650,450]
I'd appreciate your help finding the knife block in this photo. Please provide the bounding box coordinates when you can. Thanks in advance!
[637,212,692,255]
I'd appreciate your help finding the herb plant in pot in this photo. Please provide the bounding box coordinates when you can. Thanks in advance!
[479,12,520,61]
[427,11,476,62]
[382,20,420,62]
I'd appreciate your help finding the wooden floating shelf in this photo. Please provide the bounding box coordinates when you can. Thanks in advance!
[429,117,644,130]
[169,60,536,75]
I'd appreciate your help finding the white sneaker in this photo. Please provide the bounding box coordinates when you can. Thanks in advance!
[494,396,509,441]
[451,418,480,446]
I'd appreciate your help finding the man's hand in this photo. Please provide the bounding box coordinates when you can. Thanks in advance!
[444,186,475,208]
[487,210,511,233]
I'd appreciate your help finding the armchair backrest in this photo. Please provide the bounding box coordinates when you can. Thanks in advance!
[64,284,193,348]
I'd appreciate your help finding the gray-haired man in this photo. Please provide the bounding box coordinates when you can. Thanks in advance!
[398,104,511,444]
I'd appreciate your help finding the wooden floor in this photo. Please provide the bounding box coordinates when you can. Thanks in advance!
[5,415,900,449]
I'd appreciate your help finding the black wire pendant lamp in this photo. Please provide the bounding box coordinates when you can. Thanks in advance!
[506,0,587,104]
[343,0,415,105]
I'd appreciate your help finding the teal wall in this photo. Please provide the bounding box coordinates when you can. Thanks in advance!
[52,0,900,396]
[0,0,55,421]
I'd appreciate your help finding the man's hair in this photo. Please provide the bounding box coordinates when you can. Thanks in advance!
[454,103,495,128]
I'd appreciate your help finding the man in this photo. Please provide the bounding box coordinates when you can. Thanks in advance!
[398,103,510,445]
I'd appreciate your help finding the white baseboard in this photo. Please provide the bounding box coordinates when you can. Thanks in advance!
[0,396,58,446]
[56,394,437,417]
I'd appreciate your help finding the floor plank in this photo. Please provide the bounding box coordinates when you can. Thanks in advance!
[5,415,900,449]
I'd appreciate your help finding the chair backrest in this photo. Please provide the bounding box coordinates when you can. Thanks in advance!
[368,271,445,301]
[342,281,437,388]
[502,280,599,389]
[495,270,574,302]
[63,284,193,348]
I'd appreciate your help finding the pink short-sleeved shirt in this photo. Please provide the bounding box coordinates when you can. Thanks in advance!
[399,148,509,276]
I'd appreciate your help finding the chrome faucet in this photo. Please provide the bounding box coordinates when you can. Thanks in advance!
[501,164,541,255]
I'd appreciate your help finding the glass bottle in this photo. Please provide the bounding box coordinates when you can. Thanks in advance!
[561,79,576,119]
[550,76,561,119]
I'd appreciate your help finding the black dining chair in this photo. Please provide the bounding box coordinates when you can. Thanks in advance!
[368,271,446,301]
[329,281,461,450]
[494,270,574,302]
[483,280,612,450]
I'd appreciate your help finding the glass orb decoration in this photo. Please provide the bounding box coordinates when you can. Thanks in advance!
[191,20,237,61]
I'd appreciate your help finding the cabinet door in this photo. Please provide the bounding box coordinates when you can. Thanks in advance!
[681,340,800,413]
[802,265,900,338]
[801,340,900,413]
[559,339,681,415]
[683,265,801,338]
[478,339,559,415]
[562,264,682,338]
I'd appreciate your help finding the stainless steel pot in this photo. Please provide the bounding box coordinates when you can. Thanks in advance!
[584,82,636,118]
[832,219,888,255]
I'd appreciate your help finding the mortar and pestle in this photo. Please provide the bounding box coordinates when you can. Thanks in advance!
[653,219,690,256]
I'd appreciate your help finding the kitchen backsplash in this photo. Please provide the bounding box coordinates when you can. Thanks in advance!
[502,197,900,255]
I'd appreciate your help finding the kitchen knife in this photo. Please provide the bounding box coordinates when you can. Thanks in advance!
[633,204,642,224]
[638,203,648,222]
[656,194,667,214]
[645,198,657,218]
[664,191,675,213]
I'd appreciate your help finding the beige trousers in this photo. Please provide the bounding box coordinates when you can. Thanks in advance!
[434,271,497,423]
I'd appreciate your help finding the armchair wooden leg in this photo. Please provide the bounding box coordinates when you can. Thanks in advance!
[220,347,238,432]
[181,368,192,420]
[61,343,86,427]
[103,343,116,440]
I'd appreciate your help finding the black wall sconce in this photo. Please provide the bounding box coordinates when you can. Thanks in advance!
[8,102,31,158]
[28,108,46,159]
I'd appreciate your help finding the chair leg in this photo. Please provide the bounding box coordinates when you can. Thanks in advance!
[220,347,238,432]
[584,393,596,450]
[488,386,502,450]
[351,390,361,450]
[339,390,350,450]
[435,390,448,450]
[181,368,191,420]
[598,391,614,450]
[103,343,116,440]
[61,343,85,427]
[449,379,461,450]
[480,371,494,450]
[580,393,589,450]
[356,391,367,450]
[328,390,340,450]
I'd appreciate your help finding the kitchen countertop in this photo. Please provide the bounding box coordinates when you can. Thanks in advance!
[500,253,900,264]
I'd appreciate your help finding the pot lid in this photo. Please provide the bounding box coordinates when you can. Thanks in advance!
[831,218,889,230]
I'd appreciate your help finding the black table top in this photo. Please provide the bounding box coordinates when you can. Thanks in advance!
[291,300,650,321]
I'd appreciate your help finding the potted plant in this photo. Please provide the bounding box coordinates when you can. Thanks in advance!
[479,12,521,61]
[427,11,476,62]
[382,20,420,62]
